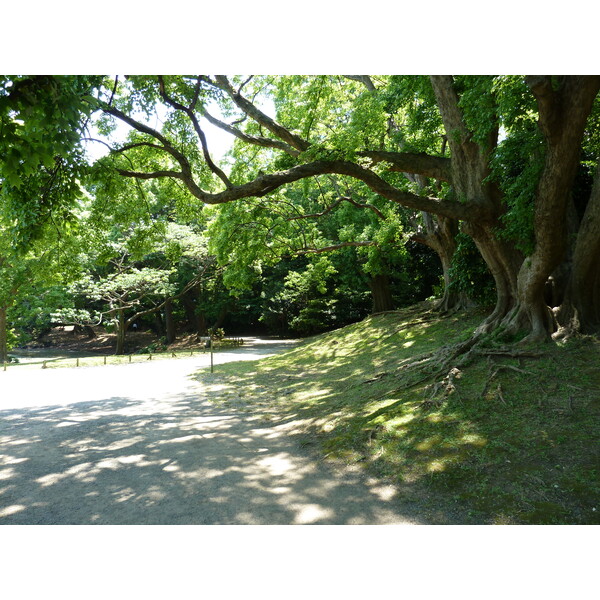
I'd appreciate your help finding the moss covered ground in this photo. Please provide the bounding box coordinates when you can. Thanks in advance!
[200,302,600,524]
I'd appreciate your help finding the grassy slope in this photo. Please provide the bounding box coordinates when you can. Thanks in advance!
[201,303,600,525]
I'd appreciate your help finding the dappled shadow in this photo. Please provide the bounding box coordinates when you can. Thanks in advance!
[0,387,425,524]
[197,310,600,524]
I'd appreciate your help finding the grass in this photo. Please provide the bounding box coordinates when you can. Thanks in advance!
[198,302,600,525]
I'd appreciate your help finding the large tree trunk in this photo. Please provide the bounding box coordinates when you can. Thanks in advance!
[412,213,474,313]
[556,161,600,334]
[430,76,520,334]
[464,221,522,334]
[0,306,8,363]
[502,76,600,342]
[211,307,229,331]
[369,274,395,313]
[181,288,209,336]
[431,75,600,343]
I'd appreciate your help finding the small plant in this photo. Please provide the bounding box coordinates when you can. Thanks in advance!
[137,341,167,354]
[209,327,225,341]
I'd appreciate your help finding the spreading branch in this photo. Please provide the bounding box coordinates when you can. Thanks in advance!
[359,150,452,182]
[157,76,233,189]
[202,107,299,156]
[100,80,486,223]
[211,75,310,152]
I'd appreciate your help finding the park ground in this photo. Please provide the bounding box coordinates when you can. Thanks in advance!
[2,302,599,524]
[201,302,600,525]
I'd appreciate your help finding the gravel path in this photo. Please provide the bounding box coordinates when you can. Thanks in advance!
[0,339,424,524]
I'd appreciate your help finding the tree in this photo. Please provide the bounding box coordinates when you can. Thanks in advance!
[0,76,588,350]
[0,76,102,245]
[206,173,416,314]
[0,76,105,359]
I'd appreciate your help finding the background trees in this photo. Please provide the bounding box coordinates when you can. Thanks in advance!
[2,74,599,353]
[91,74,599,343]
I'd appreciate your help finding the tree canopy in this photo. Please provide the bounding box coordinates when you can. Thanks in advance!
[1,74,599,357]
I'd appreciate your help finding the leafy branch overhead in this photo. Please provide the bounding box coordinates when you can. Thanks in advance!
[2,74,600,352]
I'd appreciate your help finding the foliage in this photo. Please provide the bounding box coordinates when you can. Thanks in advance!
[0,75,101,247]
[447,233,496,305]
[381,76,444,152]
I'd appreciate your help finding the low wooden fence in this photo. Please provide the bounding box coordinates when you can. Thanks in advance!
[2,337,244,371]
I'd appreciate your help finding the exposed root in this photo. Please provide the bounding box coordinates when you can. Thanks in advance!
[383,326,550,408]
[421,367,462,410]
[496,383,507,406]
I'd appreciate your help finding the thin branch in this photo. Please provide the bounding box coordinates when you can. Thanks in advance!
[299,241,376,254]
[213,75,310,152]
[237,76,254,94]
[157,75,233,188]
[202,108,299,156]
[287,198,344,221]
[107,76,119,107]
[111,141,165,153]
[341,196,386,220]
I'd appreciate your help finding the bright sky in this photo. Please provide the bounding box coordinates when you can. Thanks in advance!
[84,97,236,164]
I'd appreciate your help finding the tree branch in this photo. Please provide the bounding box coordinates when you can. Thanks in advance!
[359,150,452,182]
[102,93,480,222]
[343,75,376,91]
[157,75,233,189]
[287,198,344,221]
[202,108,300,156]
[213,75,310,152]
[115,168,187,180]
[298,241,376,254]
[429,75,471,143]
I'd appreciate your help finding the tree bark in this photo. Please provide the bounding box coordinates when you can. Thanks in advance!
[557,161,600,334]
[429,75,521,332]
[504,76,600,342]
[212,307,229,331]
[368,274,395,313]
[412,213,474,312]
[164,298,176,344]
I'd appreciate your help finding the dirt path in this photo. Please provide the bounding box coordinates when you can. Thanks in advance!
[0,339,425,524]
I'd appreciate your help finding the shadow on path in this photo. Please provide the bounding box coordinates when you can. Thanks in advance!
[0,384,429,524]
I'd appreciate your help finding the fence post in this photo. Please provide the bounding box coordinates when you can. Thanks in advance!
[104,355,107,365]
[129,354,132,363]
[76,358,80,367]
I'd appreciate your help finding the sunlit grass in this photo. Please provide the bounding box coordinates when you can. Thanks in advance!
[198,303,600,524]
